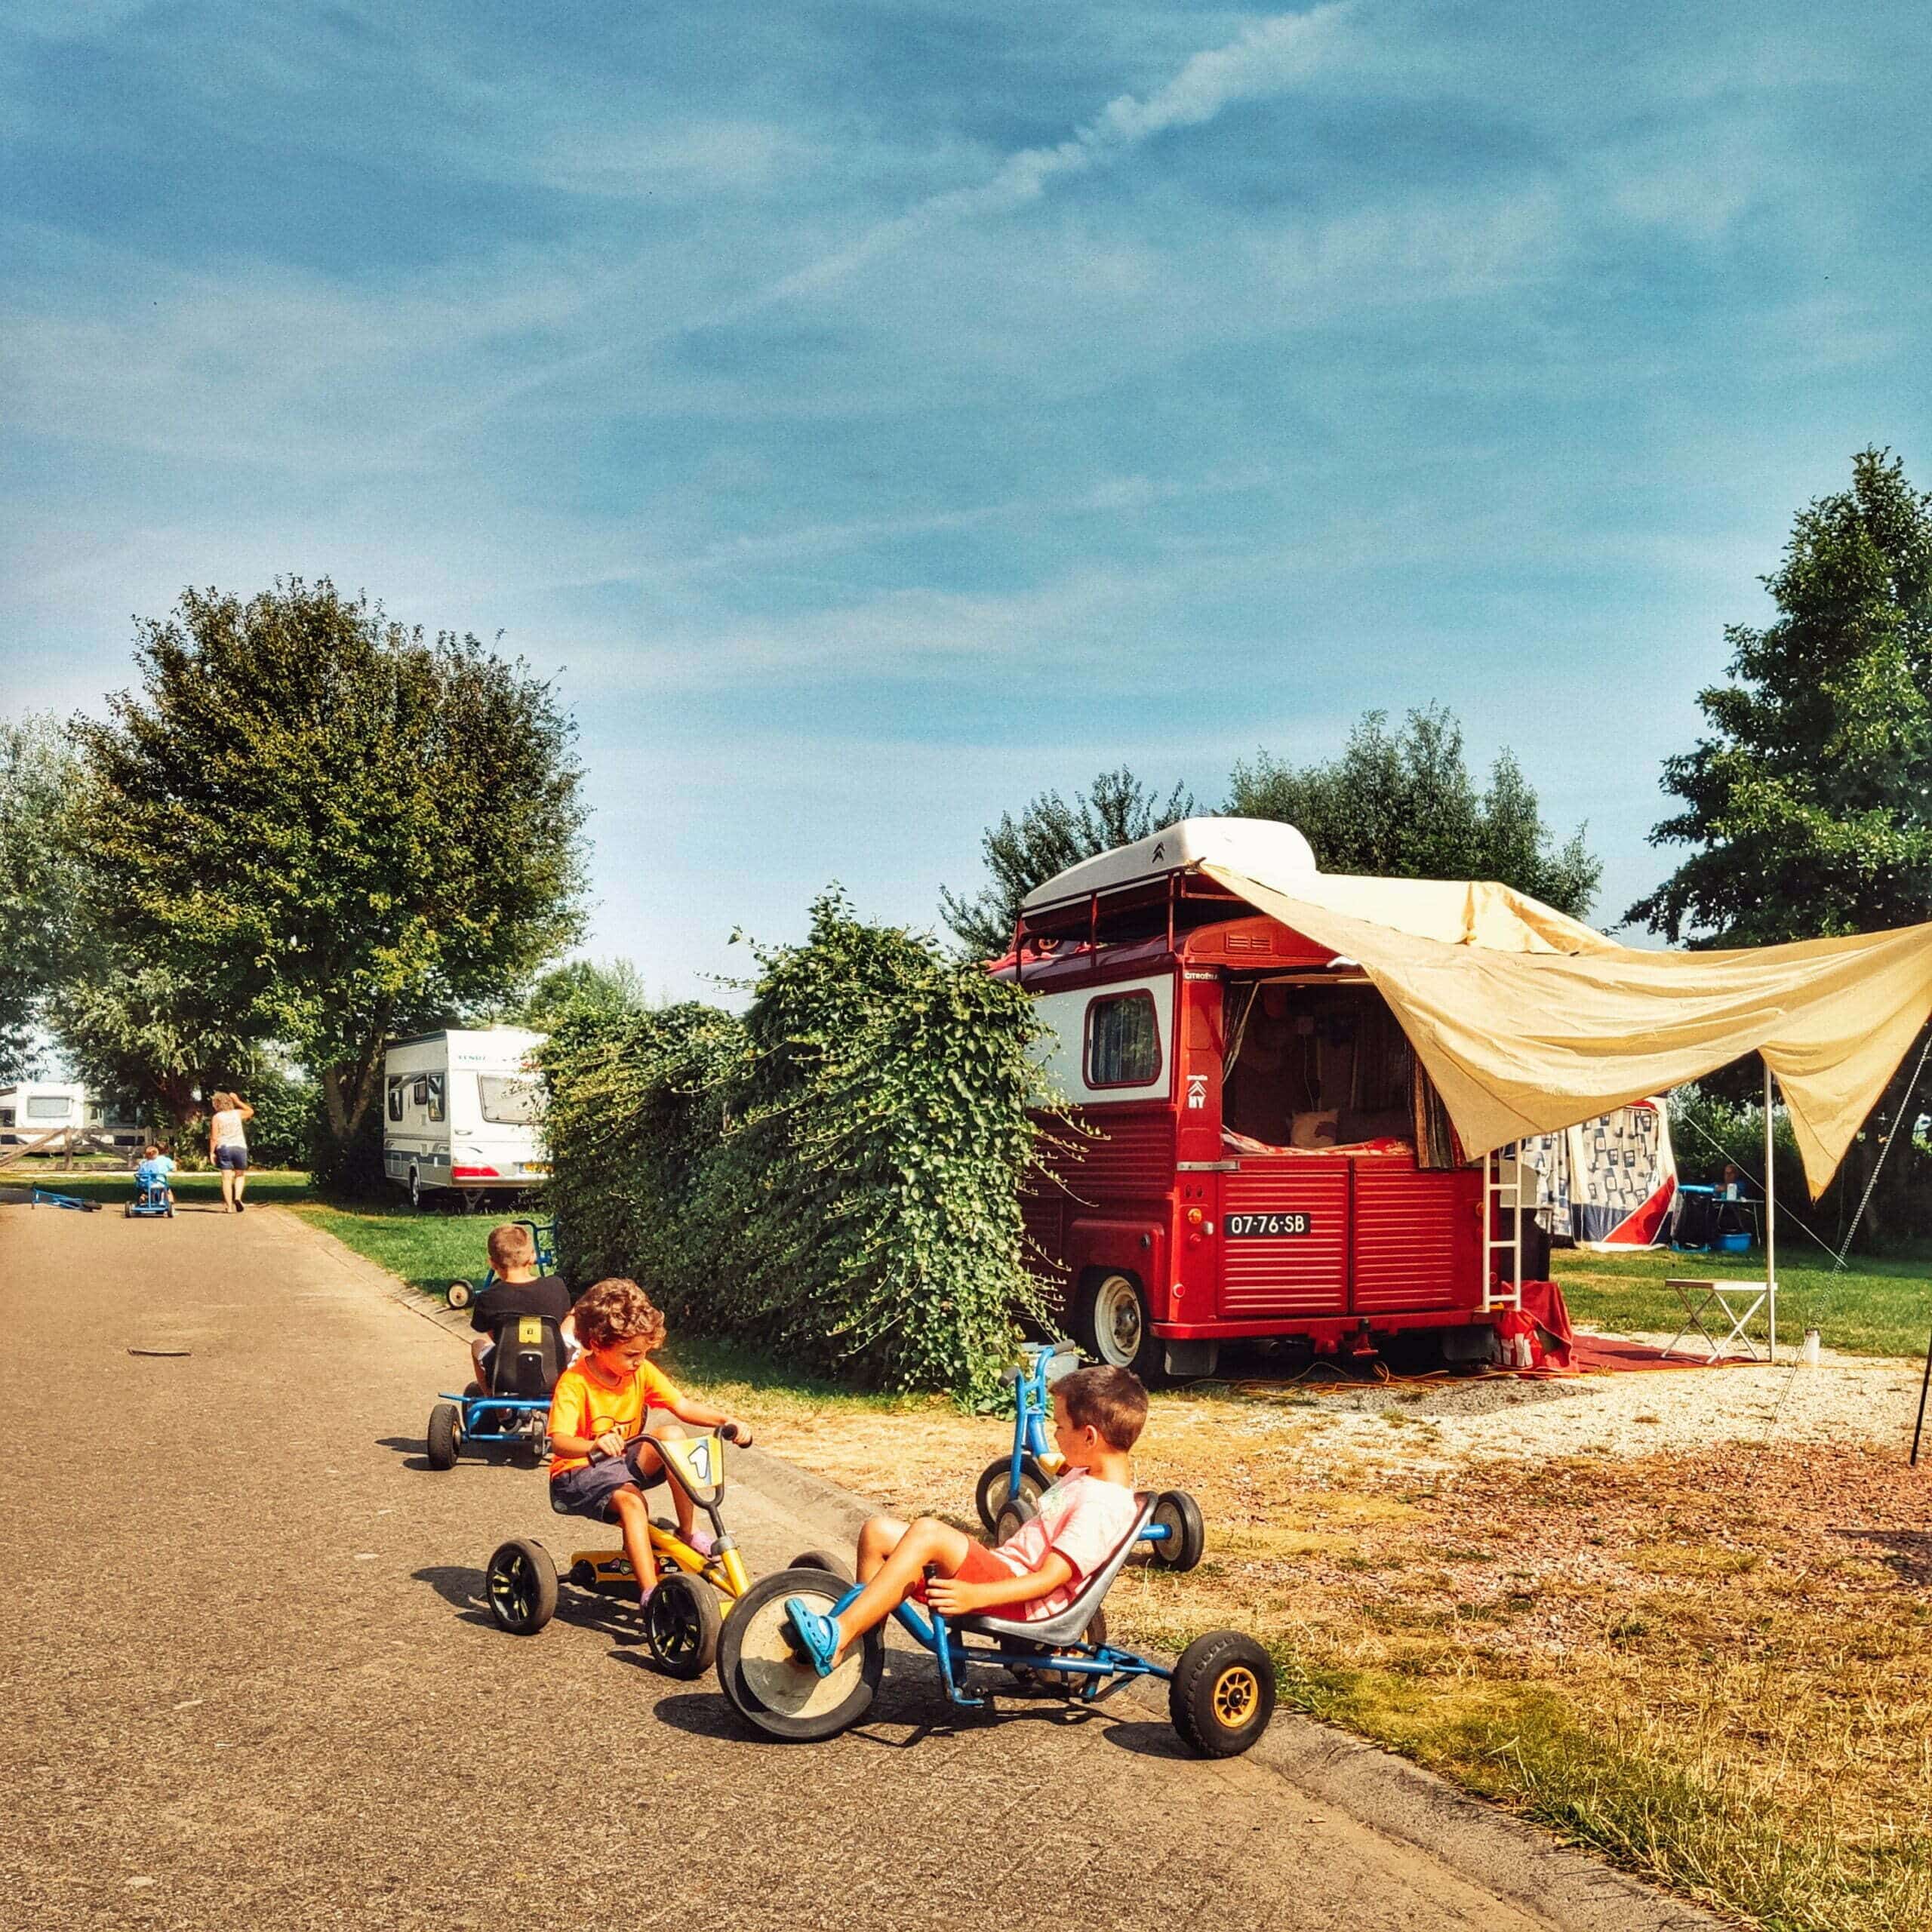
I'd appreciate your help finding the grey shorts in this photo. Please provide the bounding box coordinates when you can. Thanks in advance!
[214,1145,248,1171]
[549,1441,666,1519]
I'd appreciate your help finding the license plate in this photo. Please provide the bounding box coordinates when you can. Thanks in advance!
[1225,1212,1312,1238]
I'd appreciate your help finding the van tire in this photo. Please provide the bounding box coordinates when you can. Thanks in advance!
[1071,1271,1166,1385]
[408,1168,424,1211]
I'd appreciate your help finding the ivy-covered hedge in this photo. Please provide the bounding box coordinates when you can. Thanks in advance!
[540,894,1051,1402]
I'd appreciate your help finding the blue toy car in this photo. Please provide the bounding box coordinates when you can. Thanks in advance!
[442,1217,556,1312]
[719,1496,1275,1758]
[975,1340,1204,1570]
[426,1312,562,1467]
[124,1173,174,1219]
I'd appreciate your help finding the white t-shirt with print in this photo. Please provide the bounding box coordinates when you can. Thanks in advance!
[986,1470,1140,1621]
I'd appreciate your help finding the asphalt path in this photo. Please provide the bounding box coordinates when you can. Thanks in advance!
[2,1201,1716,1931]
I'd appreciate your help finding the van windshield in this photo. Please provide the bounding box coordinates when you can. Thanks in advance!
[477,1075,540,1125]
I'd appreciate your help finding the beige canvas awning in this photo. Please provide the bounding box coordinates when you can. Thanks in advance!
[1201,863,1932,1198]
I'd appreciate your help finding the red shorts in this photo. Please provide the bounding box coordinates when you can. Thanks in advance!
[910,1540,1014,1603]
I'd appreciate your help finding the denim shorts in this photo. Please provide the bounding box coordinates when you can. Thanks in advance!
[549,1441,666,1519]
[214,1144,248,1171]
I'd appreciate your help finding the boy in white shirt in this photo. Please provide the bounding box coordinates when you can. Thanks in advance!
[784,1364,1146,1675]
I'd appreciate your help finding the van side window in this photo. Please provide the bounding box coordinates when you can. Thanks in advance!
[425,1074,445,1124]
[412,1077,429,1110]
[386,1078,404,1123]
[1086,992,1161,1088]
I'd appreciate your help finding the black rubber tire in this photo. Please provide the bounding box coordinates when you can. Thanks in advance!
[718,1567,883,1743]
[788,1548,855,1584]
[1169,1631,1275,1758]
[1069,1270,1166,1383]
[644,1573,724,1679]
[1147,1490,1206,1572]
[123,1204,133,1218]
[426,1402,461,1470]
[486,1538,558,1635]
[974,1454,1050,1534]
[445,1279,473,1311]
[165,1207,174,1217]
[992,1493,1038,1546]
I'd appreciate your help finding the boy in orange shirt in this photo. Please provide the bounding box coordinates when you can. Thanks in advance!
[546,1277,753,1603]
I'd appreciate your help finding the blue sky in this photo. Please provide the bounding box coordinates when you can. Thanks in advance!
[5,2,1928,1000]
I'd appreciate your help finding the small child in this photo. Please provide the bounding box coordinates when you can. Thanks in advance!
[134,1145,175,1207]
[783,1364,1147,1677]
[546,1277,754,1603]
[469,1223,577,1394]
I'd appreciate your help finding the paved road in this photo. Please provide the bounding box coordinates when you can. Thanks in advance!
[2,1201,1712,1932]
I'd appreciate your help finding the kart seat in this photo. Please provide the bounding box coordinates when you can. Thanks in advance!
[487,1315,565,1401]
[954,1492,1156,1649]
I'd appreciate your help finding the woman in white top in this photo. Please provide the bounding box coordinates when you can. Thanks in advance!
[208,1090,256,1214]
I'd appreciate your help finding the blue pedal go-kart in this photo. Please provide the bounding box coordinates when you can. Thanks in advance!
[426,1313,559,1467]
[443,1217,556,1312]
[975,1340,1204,1571]
[125,1175,174,1219]
[719,1494,1275,1758]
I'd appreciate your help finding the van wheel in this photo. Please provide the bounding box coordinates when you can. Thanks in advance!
[408,1168,423,1211]
[1072,1272,1165,1383]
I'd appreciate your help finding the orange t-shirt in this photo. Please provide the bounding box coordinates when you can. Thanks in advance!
[547,1358,684,1476]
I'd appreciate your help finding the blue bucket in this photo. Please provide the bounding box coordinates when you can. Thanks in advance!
[1714,1231,1752,1255]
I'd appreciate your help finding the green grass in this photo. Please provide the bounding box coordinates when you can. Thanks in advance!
[286,1195,518,1300]
[1552,1244,1932,1358]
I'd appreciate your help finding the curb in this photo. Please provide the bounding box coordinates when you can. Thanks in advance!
[285,1207,1721,1932]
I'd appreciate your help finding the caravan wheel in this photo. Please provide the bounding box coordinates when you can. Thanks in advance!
[1072,1272,1164,1383]
[408,1168,424,1211]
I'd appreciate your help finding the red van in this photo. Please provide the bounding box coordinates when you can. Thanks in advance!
[995,823,1533,1380]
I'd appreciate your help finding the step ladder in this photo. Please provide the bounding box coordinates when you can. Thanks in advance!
[1480,1144,1527,1312]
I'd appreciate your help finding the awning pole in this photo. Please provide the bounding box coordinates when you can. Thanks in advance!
[1764,1061,1778,1363]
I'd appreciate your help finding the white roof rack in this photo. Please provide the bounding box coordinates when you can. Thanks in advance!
[1021,816,1318,914]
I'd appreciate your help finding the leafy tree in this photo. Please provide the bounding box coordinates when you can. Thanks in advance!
[67,579,587,1177]
[1629,449,1932,1242]
[1229,705,1601,918]
[1629,448,1932,944]
[0,715,85,1079]
[515,957,654,1031]
[940,767,1196,958]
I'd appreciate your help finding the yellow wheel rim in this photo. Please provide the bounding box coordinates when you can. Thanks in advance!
[1212,1664,1260,1727]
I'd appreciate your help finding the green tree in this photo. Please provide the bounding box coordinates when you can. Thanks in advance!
[940,767,1196,958]
[515,957,654,1031]
[0,715,84,1079]
[1229,705,1601,918]
[1629,448,1932,1244]
[1629,448,1932,944]
[67,579,587,1177]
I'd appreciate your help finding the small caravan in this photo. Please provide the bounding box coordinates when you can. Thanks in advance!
[0,1083,143,1154]
[382,1028,546,1210]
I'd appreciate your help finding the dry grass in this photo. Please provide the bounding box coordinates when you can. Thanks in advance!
[685,1355,1932,1932]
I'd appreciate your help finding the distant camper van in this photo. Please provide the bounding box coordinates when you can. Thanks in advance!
[0,1082,143,1152]
[382,1029,546,1211]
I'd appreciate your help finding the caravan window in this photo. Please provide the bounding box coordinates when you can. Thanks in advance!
[478,1075,540,1125]
[1086,992,1161,1088]
[411,1077,429,1110]
[386,1078,404,1123]
[425,1074,445,1124]
[26,1095,72,1121]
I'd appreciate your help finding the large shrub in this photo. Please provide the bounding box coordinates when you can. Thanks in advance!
[540,894,1051,1402]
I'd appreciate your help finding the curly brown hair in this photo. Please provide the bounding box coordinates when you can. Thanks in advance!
[571,1277,668,1352]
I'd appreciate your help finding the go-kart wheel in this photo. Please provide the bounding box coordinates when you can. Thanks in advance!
[788,1548,854,1584]
[426,1401,461,1470]
[486,1538,558,1635]
[974,1454,1050,1534]
[992,1493,1038,1546]
[445,1279,473,1310]
[123,1204,134,1217]
[644,1573,723,1680]
[165,1206,174,1217]
[718,1567,882,1743]
[1147,1490,1205,1571]
[1169,1631,1275,1758]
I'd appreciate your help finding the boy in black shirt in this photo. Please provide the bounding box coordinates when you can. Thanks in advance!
[469,1223,577,1394]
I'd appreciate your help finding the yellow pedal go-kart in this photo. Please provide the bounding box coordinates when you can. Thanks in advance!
[482,1427,849,1680]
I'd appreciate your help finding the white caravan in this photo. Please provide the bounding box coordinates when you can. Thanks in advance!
[0,1083,143,1152]
[382,1028,546,1210]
